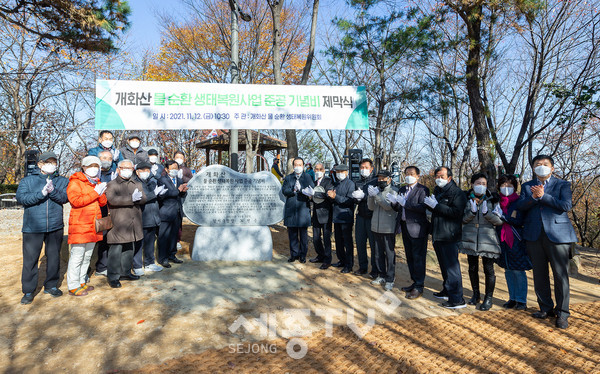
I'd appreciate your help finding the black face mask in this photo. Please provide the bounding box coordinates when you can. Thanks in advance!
[378,181,388,191]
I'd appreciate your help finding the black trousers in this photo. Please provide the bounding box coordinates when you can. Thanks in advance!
[355,215,376,273]
[107,242,135,282]
[133,226,159,269]
[95,235,109,272]
[312,221,332,264]
[526,229,571,318]
[433,240,464,304]
[288,227,308,260]
[334,223,354,269]
[373,233,396,283]
[400,223,428,291]
[21,229,63,294]
[467,255,496,296]
[158,218,180,263]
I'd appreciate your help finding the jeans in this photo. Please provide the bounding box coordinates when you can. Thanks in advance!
[504,269,528,304]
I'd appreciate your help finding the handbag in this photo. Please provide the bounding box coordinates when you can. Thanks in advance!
[95,212,113,233]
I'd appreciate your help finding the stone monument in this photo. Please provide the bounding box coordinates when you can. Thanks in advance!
[183,164,285,261]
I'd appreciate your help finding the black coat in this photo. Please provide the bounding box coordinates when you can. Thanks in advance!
[282,172,314,227]
[332,177,356,224]
[157,174,185,222]
[312,176,334,225]
[393,183,430,239]
[136,175,161,228]
[355,174,377,218]
[429,180,467,242]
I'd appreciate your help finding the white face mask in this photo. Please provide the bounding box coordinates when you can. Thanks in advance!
[534,165,552,178]
[435,178,449,188]
[149,156,159,164]
[294,166,303,174]
[360,169,371,178]
[138,171,150,181]
[175,158,184,165]
[100,160,112,170]
[41,163,57,174]
[315,171,324,179]
[473,185,487,195]
[84,167,99,178]
[169,169,179,178]
[101,140,113,149]
[129,140,140,149]
[120,169,133,179]
[405,175,417,185]
[336,172,347,181]
[500,187,514,196]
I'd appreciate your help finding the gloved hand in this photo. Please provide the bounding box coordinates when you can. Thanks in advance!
[132,188,143,202]
[396,194,406,207]
[177,169,183,179]
[352,189,365,200]
[386,193,397,204]
[154,185,165,196]
[294,180,301,192]
[110,171,118,180]
[41,179,52,196]
[492,204,503,217]
[94,182,107,195]
[367,185,379,197]
[151,164,159,175]
[424,195,438,209]
[45,179,54,194]
[301,186,314,197]
[470,199,478,213]
[481,201,488,214]
[112,149,120,162]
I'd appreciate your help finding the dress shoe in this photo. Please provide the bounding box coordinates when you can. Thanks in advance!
[503,300,517,308]
[556,317,568,329]
[160,261,172,268]
[340,267,351,274]
[287,256,297,263]
[401,285,415,292]
[514,302,527,311]
[319,263,330,270]
[21,293,34,305]
[531,310,556,319]
[331,262,344,268]
[309,257,324,263]
[109,280,122,288]
[353,269,368,276]
[406,289,423,300]
[120,273,140,281]
[169,256,183,264]
[299,257,306,263]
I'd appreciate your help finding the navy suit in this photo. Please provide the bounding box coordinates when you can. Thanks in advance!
[392,183,430,292]
[311,177,334,264]
[282,172,315,260]
[157,174,185,263]
[515,176,577,318]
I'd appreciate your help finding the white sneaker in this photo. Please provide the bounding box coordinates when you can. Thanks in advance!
[371,277,385,285]
[144,264,164,272]
[133,268,145,276]
[176,242,182,250]
[384,282,394,291]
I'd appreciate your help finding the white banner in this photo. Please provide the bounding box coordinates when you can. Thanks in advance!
[95,79,368,130]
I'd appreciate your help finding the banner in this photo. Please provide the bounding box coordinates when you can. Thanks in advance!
[95,79,368,130]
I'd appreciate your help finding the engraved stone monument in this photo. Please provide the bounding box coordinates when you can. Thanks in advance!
[183,165,285,261]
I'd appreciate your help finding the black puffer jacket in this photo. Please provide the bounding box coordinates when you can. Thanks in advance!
[429,180,467,242]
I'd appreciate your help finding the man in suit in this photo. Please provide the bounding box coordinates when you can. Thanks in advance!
[328,164,356,274]
[515,155,577,329]
[309,162,334,269]
[424,166,467,309]
[351,158,378,277]
[281,157,315,263]
[157,160,188,268]
[390,166,430,299]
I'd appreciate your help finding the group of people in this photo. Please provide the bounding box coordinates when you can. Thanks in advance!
[282,155,577,329]
[16,130,194,303]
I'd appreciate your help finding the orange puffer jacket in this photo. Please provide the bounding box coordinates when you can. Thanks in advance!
[67,172,108,244]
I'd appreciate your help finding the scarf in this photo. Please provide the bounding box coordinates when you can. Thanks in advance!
[499,192,519,248]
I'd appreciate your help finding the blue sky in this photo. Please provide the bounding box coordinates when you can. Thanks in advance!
[124,0,175,50]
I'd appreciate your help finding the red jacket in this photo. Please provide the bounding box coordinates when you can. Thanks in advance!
[67,172,107,244]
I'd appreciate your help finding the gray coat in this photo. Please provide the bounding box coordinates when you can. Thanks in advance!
[460,194,503,259]
[106,176,147,244]
[367,185,398,234]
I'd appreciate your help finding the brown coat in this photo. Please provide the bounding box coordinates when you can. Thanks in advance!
[106,176,147,244]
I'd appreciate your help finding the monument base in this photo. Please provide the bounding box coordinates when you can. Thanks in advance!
[191,225,273,261]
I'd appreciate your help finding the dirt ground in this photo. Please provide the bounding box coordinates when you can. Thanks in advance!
[0,208,599,373]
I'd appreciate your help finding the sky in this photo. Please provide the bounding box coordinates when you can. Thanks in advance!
[124,0,176,51]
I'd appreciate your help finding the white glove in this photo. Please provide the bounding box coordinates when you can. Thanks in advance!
[41,179,52,196]
[94,182,107,195]
[492,204,503,217]
[294,180,301,192]
[424,195,438,209]
[352,189,365,200]
[132,188,143,202]
[301,186,314,197]
[110,171,118,181]
[367,185,379,197]
[386,193,397,204]
[396,194,406,207]
[112,149,120,162]
[153,185,165,196]
[45,179,54,193]
[470,199,478,213]
[481,201,488,214]
[151,164,159,175]
[177,169,183,179]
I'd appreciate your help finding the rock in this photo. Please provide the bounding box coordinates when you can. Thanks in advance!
[191,226,273,261]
